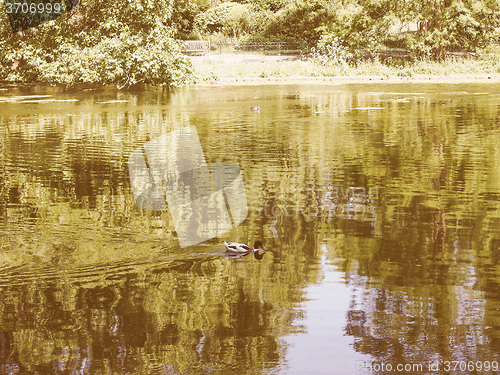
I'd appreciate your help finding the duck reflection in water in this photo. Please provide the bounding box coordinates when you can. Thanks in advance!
[224,250,266,260]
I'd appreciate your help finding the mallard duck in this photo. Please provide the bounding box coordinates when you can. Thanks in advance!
[223,240,266,253]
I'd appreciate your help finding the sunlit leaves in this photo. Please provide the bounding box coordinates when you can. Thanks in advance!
[0,0,195,86]
[399,0,500,58]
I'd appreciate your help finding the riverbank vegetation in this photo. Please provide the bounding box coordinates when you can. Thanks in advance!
[192,45,500,81]
[186,0,500,58]
[1,0,499,85]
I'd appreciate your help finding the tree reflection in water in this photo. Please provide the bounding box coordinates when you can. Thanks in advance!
[1,83,500,373]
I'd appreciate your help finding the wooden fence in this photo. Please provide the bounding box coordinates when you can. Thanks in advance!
[183,40,211,54]
[182,40,487,59]
[182,41,308,55]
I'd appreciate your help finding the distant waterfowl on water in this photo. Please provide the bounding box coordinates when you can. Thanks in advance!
[251,106,261,112]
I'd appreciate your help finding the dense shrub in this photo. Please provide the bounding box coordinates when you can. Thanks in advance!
[269,0,333,46]
[0,0,195,86]
[171,0,211,39]
[194,2,252,38]
[313,35,354,65]
[401,0,500,59]
[314,1,392,56]
[250,0,287,12]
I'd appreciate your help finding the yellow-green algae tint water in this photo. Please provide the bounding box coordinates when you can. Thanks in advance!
[0,82,500,374]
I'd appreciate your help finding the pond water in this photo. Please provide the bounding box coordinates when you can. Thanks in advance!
[0,82,500,374]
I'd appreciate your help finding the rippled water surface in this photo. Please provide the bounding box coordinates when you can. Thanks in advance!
[1,82,500,374]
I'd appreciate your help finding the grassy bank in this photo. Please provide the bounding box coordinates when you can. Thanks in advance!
[191,50,500,83]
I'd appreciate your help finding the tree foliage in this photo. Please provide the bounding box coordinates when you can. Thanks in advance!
[171,0,211,39]
[1,0,499,85]
[400,0,500,58]
[251,0,287,12]
[0,0,195,86]
[269,0,334,45]
[272,0,500,59]
[194,2,251,38]
[315,0,395,55]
